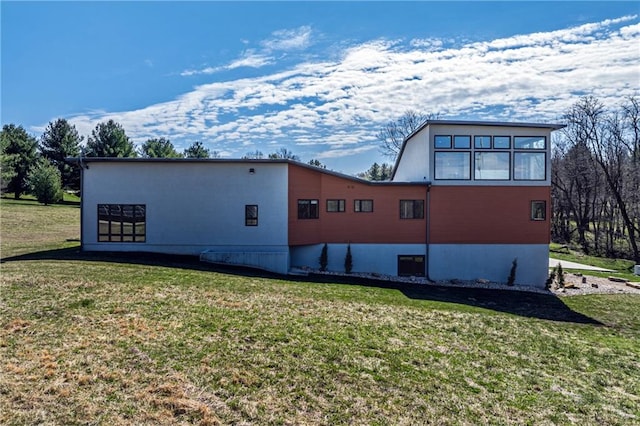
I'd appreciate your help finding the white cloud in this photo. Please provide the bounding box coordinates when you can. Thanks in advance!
[262,26,313,51]
[68,16,639,171]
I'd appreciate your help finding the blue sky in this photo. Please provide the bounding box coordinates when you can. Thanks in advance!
[2,1,639,174]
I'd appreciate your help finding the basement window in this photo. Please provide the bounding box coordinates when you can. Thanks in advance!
[98,204,146,242]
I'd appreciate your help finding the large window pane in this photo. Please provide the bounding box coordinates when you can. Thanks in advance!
[514,136,546,149]
[474,152,510,180]
[97,204,146,243]
[514,153,546,180]
[435,152,470,180]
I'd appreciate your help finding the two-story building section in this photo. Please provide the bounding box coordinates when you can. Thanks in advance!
[74,119,563,287]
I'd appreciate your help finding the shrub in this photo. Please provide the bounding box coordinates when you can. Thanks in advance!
[507,258,517,286]
[546,269,556,290]
[344,244,353,274]
[28,159,63,205]
[556,263,565,289]
[319,243,328,272]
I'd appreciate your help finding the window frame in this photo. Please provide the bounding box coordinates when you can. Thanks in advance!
[245,204,258,226]
[531,200,546,221]
[354,199,374,213]
[97,204,146,243]
[297,199,319,219]
[400,200,425,219]
[326,199,345,213]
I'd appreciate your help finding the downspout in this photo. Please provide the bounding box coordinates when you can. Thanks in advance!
[425,184,434,282]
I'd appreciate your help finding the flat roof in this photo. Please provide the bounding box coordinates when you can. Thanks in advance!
[66,157,431,187]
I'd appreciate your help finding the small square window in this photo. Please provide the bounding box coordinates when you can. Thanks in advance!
[454,135,471,149]
[531,201,546,221]
[245,205,258,226]
[326,199,345,212]
[434,135,452,149]
[354,199,373,212]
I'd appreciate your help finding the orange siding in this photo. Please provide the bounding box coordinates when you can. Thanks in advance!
[429,186,551,244]
[288,164,428,245]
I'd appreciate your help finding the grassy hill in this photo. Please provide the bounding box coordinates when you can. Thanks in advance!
[1,197,639,424]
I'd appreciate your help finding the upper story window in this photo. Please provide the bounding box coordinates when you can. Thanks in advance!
[435,152,471,180]
[493,136,511,149]
[474,152,510,180]
[514,136,546,149]
[434,135,452,149]
[514,153,546,180]
[326,199,345,212]
[245,205,258,226]
[400,200,424,219]
[354,199,373,213]
[298,199,319,219]
[454,135,471,149]
[474,136,491,149]
[98,204,146,242]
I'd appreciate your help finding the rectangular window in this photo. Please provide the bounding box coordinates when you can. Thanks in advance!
[354,199,373,213]
[434,135,452,149]
[514,136,546,149]
[98,204,146,242]
[474,135,491,149]
[326,199,345,212]
[400,200,424,219]
[398,255,425,277]
[245,205,258,226]
[298,199,319,219]
[454,135,471,149]
[514,152,546,180]
[531,200,546,221]
[434,152,471,180]
[493,136,511,149]
[474,152,510,180]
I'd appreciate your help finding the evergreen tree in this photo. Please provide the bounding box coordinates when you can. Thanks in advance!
[39,118,82,190]
[141,137,182,158]
[0,124,39,198]
[344,244,353,274]
[319,243,328,271]
[183,141,210,158]
[86,120,137,157]
[28,159,63,205]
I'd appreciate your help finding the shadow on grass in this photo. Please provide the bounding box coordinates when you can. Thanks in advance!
[2,248,601,325]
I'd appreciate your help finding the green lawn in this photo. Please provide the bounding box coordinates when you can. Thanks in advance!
[550,242,638,282]
[1,198,639,425]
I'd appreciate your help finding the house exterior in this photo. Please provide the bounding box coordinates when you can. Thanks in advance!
[76,120,563,287]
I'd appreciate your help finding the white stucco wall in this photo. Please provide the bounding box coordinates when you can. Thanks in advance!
[429,244,549,287]
[290,243,427,276]
[82,162,289,271]
[392,127,430,182]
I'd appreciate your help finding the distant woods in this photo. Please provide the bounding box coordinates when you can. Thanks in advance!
[552,96,639,262]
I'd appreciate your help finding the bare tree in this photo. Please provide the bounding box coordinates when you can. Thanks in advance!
[378,110,439,160]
